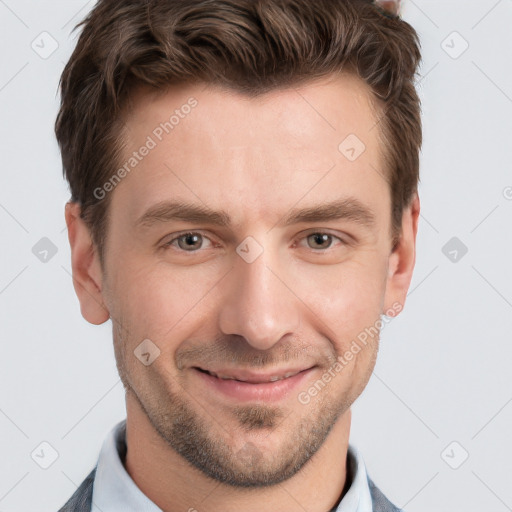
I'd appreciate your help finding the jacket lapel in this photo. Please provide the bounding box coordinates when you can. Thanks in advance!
[57,466,96,512]
[367,475,403,512]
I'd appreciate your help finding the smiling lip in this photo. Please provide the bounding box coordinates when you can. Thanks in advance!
[193,366,315,401]
[195,366,312,383]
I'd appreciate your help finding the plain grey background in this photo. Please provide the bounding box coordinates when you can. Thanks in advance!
[1,1,511,511]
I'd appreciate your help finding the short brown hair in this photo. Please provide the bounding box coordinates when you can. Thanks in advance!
[56,0,422,265]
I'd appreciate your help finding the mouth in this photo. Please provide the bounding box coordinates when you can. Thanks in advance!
[194,366,311,383]
[192,366,316,401]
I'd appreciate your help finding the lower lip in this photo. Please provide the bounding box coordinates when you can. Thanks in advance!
[193,367,314,402]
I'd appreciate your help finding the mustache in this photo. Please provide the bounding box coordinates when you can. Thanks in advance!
[175,334,337,370]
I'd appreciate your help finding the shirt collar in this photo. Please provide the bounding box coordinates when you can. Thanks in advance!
[334,443,373,512]
[91,419,161,511]
[92,419,372,512]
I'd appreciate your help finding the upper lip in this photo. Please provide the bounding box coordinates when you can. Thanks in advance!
[194,366,314,383]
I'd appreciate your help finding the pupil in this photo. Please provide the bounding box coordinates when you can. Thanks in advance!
[181,233,200,249]
[312,233,329,248]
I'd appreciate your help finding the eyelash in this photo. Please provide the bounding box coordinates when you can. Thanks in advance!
[161,230,349,253]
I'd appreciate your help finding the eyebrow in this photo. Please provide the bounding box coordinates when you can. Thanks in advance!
[135,197,376,230]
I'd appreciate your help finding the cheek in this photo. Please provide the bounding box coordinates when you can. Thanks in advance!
[292,257,387,336]
[108,261,220,347]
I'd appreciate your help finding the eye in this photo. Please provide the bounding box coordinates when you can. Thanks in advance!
[161,230,349,254]
[297,231,348,251]
[162,232,214,252]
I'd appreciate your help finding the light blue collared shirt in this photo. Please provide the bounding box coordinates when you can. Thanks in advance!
[91,419,373,512]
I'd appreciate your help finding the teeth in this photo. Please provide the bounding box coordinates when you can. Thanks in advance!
[206,369,299,382]
[208,371,245,381]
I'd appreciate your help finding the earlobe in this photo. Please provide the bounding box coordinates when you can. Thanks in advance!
[65,201,110,325]
[382,193,420,317]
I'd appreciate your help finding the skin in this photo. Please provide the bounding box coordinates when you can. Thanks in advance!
[65,72,419,512]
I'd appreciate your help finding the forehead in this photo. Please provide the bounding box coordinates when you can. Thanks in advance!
[111,73,387,230]
[123,73,382,151]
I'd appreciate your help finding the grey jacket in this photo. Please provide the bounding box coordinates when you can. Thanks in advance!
[57,466,403,512]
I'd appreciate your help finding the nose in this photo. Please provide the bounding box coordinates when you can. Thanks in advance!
[218,242,301,351]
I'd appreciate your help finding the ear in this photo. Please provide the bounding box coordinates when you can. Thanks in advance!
[382,193,420,317]
[65,201,110,325]
[374,0,401,16]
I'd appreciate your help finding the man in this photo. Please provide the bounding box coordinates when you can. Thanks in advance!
[56,0,421,510]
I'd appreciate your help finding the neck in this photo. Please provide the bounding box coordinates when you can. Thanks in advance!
[124,393,351,512]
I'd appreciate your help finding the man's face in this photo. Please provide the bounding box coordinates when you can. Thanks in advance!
[74,73,416,487]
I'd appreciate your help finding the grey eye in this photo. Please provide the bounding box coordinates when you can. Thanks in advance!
[176,233,204,251]
[306,233,335,250]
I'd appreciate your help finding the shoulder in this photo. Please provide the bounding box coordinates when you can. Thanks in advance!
[57,466,97,512]
[367,475,404,512]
